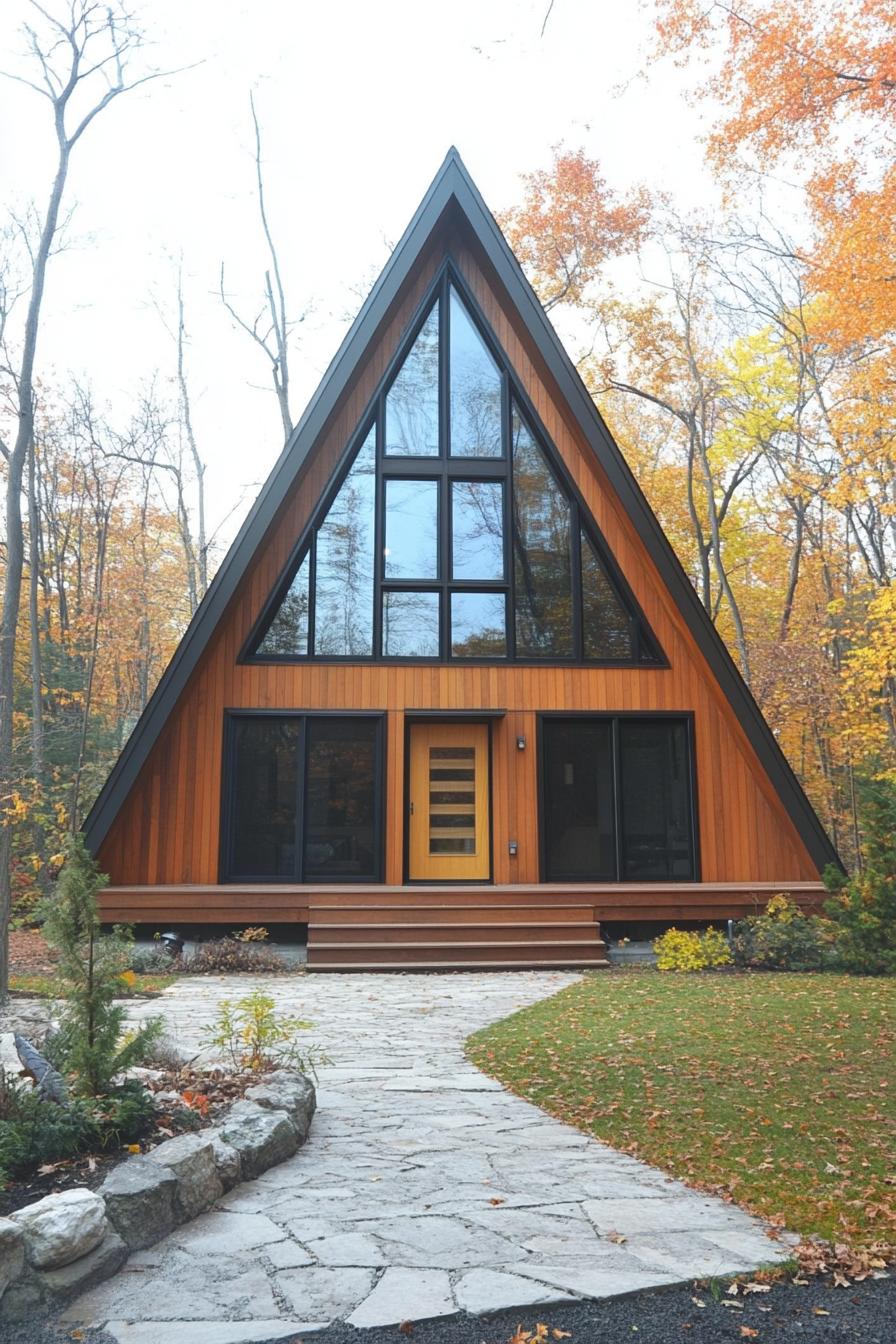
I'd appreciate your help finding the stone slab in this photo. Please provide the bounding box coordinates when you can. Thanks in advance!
[455,1267,577,1314]
[105,1320,329,1344]
[347,1267,455,1327]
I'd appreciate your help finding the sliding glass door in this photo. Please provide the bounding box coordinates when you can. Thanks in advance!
[222,714,384,882]
[541,716,697,882]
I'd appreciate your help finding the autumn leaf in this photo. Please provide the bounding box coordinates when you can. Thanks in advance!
[740,1329,759,1339]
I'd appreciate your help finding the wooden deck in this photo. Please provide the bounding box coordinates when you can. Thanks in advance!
[99,881,825,972]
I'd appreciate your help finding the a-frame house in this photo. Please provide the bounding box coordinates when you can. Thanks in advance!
[85,150,837,969]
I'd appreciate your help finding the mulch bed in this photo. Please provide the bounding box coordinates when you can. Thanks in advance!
[9,929,58,977]
[0,1064,259,1217]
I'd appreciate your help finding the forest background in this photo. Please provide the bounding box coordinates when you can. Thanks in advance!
[0,1,893,982]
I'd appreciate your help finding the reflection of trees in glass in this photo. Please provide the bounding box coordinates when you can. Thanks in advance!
[385,479,438,579]
[231,719,300,876]
[581,530,633,659]
[512,407,574,655]
[257,553,309,655]
[314,427,376,655]
[382,591,440,656]
[305,721,377,876]
[449,290,502,458]
[452,481,504,579]
[385,306,440,456]
[451,592,506,657]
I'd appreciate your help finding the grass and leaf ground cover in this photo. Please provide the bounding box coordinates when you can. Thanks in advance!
[467,971,895,1262]
[8,970,174,997]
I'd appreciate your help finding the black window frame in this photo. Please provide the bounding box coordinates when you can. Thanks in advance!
[537,712,700,883]
[241,259,666,669]
[219,710,386,884]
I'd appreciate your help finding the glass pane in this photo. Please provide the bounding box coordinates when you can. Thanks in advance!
[314,426,376,655]
[542,719,615,880]
[385,479,438,579]
[385,305,439,457]
[257,552,309,656]
[449,288,502,458]
[451,480,504,580]
[451,591,507,658]
[304,718,378,879]
[619,720,695,880]
[229,718,300,878]
[512,406,574,656]
[581,530,633,660]
[430,746,475,854]
[382,590,440,657]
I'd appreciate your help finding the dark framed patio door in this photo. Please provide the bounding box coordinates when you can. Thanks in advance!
[221,712,384,882]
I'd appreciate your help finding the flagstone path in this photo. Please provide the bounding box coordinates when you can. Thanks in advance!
[64,971,792,1343]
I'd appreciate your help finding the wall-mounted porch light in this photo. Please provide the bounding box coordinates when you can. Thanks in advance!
[516,735,526,750]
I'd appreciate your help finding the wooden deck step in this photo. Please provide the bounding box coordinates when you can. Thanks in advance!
[310,939,607,967]
[309,905,596,925]
[310,958,611,973]
[312,922,600,944]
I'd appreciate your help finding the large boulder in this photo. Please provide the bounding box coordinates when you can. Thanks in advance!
[146,1132,223,1220]
[219,1100,299,1180]
[100,1155,177,1250]
[0,1232,128,1322]
[0,1218,24,1300]
[245,1070,316,1143]
[10,1188,106,1270]
[207,1131,242,1191]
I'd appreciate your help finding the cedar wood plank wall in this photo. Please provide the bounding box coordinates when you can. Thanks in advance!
[97,220,820,888]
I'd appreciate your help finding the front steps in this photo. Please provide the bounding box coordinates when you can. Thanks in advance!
[306,886,609,971]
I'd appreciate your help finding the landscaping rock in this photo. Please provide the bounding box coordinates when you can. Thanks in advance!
[146,1132,223,1220]
[38,1230,128,1306]
[0,1217,25,1299]
[245,1069,316,1142]
[207,1130,242,1190]
[10,1188,106,1269]
[219,1100,299,1180]
[100,1155,177,1250]
[0,1269,45,1321]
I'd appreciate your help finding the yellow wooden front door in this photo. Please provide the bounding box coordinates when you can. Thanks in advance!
[408,724,491,881]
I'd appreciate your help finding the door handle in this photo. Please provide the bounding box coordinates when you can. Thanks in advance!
[409,800,415,815]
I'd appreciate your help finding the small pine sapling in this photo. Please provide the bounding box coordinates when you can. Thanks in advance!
[40,834,162,1096]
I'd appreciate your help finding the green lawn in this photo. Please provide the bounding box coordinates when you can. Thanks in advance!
[467,971,895,1257]
[10,972,175,997]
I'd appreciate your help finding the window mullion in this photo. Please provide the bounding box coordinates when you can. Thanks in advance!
[611,717,623,882]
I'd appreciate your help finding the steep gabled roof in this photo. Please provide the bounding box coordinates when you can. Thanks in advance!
[83,148,840,873]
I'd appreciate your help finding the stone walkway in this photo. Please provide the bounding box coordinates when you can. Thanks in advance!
[64,972,791,1342]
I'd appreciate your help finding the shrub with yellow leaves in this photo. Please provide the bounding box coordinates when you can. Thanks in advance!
[654,925,733,971]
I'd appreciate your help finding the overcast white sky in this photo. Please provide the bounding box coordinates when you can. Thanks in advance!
[0,0,718,551]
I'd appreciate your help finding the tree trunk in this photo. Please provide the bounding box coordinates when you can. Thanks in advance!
[0,138,71,1002]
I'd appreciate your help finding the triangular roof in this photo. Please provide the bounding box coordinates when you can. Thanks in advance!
[83,148,839,873]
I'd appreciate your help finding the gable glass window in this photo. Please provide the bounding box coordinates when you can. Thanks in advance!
[541,716,697,882]
[222,714,384,883]
[248,266,663,665]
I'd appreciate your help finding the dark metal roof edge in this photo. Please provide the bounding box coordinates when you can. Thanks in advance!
[84,147,839,875]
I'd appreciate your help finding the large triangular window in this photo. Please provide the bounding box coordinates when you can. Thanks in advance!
[248,267,664,665]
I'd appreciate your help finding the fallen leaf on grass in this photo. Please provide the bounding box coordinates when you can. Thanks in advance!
[812,1307,831,1316]
[742,1282,772,1294]
[740,1330,759,1339]
[721,1300,744,1310]
[398,1322,413,1336]
[690,1297,706,1308]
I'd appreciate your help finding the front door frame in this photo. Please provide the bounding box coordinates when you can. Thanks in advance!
[403,712,499,883]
